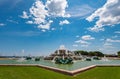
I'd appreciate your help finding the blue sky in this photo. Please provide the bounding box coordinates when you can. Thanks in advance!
[0,0,120,56]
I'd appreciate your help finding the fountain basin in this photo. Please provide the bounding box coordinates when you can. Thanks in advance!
[0,59,120,71]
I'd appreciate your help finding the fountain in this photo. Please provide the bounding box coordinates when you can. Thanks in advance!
[85,57,92,61]
[92,56,101,60]
[102,55,109,61]
[17,49,26,62]
[35,57,40,61]
[0,47,120,71]
[45,45,74,64]
[52,56,58,62]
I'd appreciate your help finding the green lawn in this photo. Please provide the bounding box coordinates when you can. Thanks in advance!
[0,66,120,79]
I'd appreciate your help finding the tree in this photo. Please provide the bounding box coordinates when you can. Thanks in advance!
[88,51,104,57]
[117,51,120,57]
[88,51,96,56]
[74,50,104,57]
[94,51,104,57]
[74,50,88,55]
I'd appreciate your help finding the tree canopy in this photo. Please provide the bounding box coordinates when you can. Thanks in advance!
[117,51,120,57]
[74,50,104,57]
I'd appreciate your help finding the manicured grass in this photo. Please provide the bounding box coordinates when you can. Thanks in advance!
[0,66,120,79]
[0,66,70,79]
[74,67,120,79]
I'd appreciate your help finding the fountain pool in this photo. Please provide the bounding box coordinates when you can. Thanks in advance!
[0,59,120,71]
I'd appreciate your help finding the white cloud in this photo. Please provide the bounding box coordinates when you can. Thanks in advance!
[59,19,70,25]
[115,31,120,34]
[21,0,49,30]
[72,44,78,47]
[106,38,120,43]
[86,0,120,32]
[41,29,46,32]
[75,40,90,44]
[7,19,18,24]
[21,11,29,19]
[51,28,56,31]
[87,26,104,32]
[112,35,119,38]
[26,21,33,24]
[81,45,88,47]
[103,42,112,46]
[7,31,42,36]
[38,20,53,30]
[103,45,115,49]
[46,0,70,17]
[29,1,48,24]
[0,23,5,26]
[76,35,79,38]
[21,0,70,31]
[67,5,95,18]
[81,35,95,40]
[74,35,94,47]
[100,38,104,41]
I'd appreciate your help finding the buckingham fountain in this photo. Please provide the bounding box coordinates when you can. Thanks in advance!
[44,45,82,64]
[15,45,109,66]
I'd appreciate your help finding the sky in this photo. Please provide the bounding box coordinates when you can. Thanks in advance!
[0,0,120,56]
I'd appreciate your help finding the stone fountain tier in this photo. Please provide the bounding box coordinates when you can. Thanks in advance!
[44,49,82,60]
[44,45,83,64]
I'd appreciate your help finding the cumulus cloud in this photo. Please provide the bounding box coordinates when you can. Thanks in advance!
[74,35,95,47]
[87,26,104,32]
[59,19,70,25]
[51,28,56,31]
[21,0,50,30]
[75,39,89,47]
[29,1,48,24]
[21,11,29,19]
[46,0,70,17]
[37,20,53,30]
[106,38,120,43]
[21,0,49,29]
[86,0,120,32]
[30,1,48,24]
[21,0,70,31]
[41,29,46,32]
[26,21,33,24]
[81,35,95,40]
[0,23,5,26]
[75,40,90,44]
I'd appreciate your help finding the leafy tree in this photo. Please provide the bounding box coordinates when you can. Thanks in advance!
[117,51,120,57]
[94,51,104,57]
[88,51,96,56]
[74,50,88,55]
[74,50,104,57]
[88,51,104,57]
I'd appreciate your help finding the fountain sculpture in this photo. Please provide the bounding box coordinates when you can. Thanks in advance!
[44,45,78,64]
